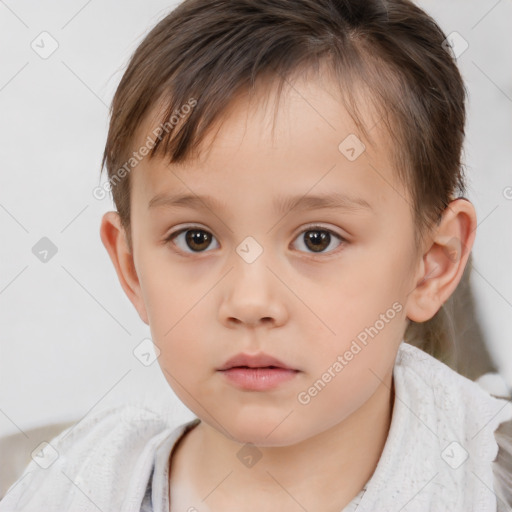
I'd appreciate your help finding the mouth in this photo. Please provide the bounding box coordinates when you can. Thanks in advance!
[218,365,300,391]
[217,353,298,372]
[216,352,300,390]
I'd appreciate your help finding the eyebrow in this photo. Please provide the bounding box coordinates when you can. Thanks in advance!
[148,191,373,214]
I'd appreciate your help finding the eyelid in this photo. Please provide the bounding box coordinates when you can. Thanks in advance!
[163,223,218,255]
[295,222,346,239]
[292,223,347,258]
[165,222,347,240]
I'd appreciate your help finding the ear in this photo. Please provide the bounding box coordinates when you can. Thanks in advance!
[405,198,477,323]
[99,211,149,325]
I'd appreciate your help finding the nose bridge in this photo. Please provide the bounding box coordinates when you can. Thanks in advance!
[219,236,287,327]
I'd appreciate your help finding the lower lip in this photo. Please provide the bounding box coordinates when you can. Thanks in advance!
[219,367,299,391]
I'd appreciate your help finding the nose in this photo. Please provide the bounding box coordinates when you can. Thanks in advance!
[218,255,288,329]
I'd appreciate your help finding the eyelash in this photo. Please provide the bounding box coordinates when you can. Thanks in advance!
[163,224,347,258]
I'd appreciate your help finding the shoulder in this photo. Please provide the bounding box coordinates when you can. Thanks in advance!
[395,342,512,431]
[38,401,176,471]
[396,342,508,411]
[0,402,180,512]
[474,368,512,511]
[55,401,176,447]
[396,342,512,510]
[494,418,512,512]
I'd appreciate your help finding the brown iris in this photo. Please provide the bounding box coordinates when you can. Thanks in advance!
[303,230,331,253]
[185,229,212,251]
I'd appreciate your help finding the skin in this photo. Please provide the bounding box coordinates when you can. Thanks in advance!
[100,68,477,511]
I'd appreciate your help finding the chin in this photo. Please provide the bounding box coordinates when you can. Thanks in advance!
[225,416,308,448]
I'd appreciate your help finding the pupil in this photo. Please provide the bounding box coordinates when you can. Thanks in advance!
[186,230,211,251]
[306,230,329,252]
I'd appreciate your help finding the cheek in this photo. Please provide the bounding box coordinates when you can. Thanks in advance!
[315,267,402,338]
[148,292,207,360]
[137,249,198,327]
[303,260,407,383]
[298,363,374,414]
[288,341,396,445]
[152,313,211,411]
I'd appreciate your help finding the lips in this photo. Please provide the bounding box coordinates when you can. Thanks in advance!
[217,353,300,391]
[217,352,297,371]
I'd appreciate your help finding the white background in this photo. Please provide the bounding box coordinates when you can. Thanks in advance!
[0,0,511,437]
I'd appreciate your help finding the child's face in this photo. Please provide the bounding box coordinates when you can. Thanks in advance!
[126,73,421,446]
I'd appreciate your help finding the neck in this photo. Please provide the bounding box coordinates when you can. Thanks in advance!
[170,372,395,511]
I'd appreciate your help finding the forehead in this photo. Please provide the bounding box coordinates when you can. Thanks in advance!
[131,71,410,218]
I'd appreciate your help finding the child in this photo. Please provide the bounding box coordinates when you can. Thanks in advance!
[2,0,511,510]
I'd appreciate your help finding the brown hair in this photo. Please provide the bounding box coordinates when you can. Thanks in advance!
[100,0,487,373]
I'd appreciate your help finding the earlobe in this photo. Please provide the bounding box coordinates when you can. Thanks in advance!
[99,211,149,325]
[405,198,477,323]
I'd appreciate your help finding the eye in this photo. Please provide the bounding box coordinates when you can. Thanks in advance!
[164,226,219,254]
[164,224,346,256]
[292,225,346,256]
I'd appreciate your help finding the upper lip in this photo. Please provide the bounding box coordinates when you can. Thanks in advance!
[217,353,297,371]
